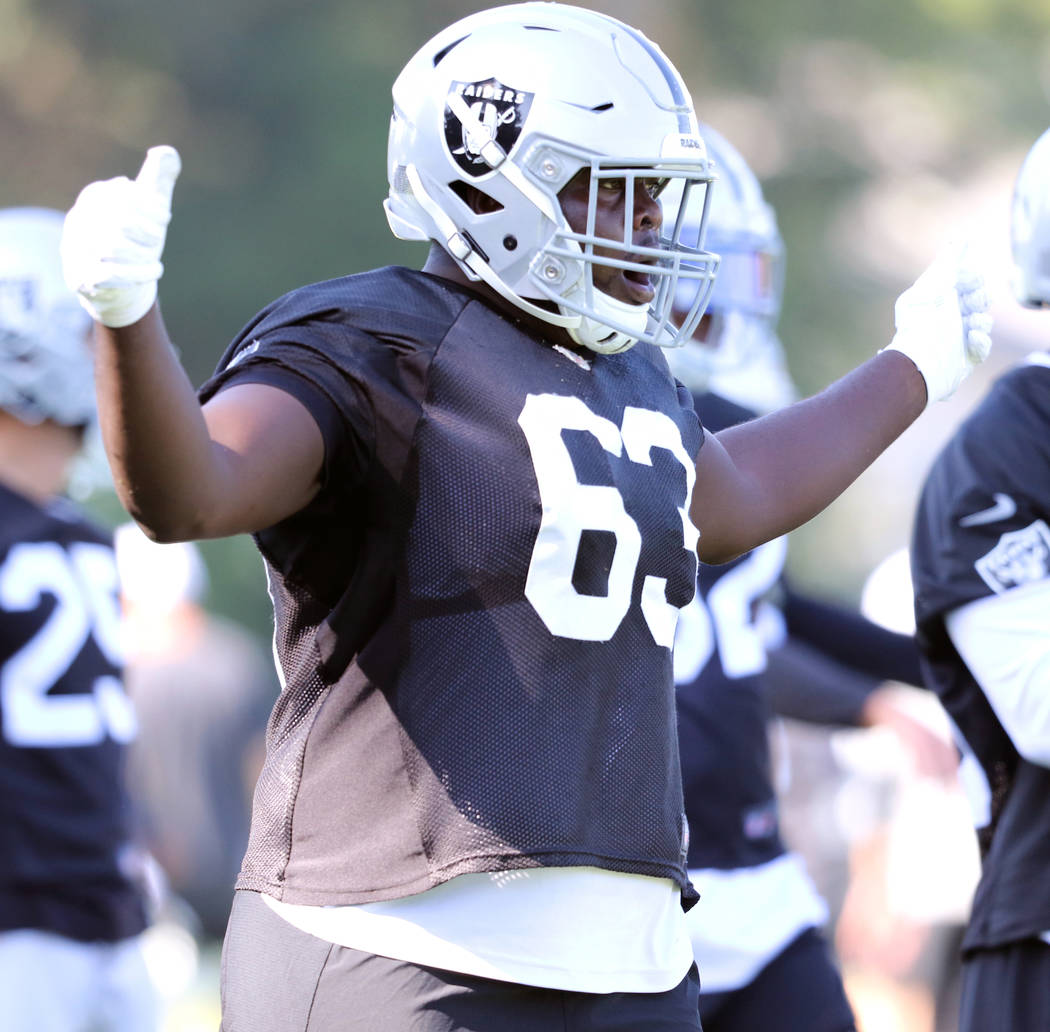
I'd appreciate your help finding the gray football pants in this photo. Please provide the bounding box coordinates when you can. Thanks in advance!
[959,938,1050,1032]
[220,889,703,1031]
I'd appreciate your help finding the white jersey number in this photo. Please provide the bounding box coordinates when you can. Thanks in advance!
[518,393,698,646]
[0,540,135,748]
[672,536,788,684]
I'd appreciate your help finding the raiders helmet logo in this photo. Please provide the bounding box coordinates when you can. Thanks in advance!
[444,78,534,176]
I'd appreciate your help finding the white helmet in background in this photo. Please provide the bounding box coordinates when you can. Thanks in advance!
[384,2,720,354]
[665,124,797,414]
[0,207,95,427]
[1011,126,1050,308]
[115,522,209,613]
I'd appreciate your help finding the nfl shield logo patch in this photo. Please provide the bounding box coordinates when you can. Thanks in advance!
[444,78,534,176]
[974,519,1050,594]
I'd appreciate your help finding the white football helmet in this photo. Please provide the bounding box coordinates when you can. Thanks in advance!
[1011,127,1050,308]
[0,207,95,427]
[384,2,720,354]
[665,125,797,414]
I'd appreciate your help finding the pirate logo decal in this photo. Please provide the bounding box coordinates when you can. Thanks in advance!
[444,78,534,176]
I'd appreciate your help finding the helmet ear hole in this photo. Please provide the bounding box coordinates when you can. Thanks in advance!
[449,181,503,215]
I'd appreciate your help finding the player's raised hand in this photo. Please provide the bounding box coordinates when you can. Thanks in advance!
[883,240,994,406]
[61,146,182,328]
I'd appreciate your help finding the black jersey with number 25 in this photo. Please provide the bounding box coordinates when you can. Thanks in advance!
[0,484,146,942]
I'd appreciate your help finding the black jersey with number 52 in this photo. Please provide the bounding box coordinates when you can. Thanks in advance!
[673,392,788,872]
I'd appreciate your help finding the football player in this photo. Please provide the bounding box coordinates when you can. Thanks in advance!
[668,124,959,1032]
[115,522,277,942]
[911,126,1050,1032]
[0,208,156,1030]
[61,4,991,1030]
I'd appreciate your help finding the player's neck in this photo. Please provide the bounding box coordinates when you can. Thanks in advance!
[0,412,80,503]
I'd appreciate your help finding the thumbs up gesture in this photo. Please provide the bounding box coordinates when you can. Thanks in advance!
[882,239,994,407]
[61,146,182,328]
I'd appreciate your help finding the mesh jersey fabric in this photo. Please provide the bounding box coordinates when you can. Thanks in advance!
[911,356,1050,953]
[200,266,705,908]
[0,483,147,942]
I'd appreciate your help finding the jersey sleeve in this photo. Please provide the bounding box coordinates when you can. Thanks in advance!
[779,585,923,687]
[946,579,1050,767]
[199,327,376,496]
[764,633,881,727]
[913,367,1050,627]
[674,379,705,460]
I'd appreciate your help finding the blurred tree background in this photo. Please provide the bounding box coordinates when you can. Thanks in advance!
[3,0,1050,638]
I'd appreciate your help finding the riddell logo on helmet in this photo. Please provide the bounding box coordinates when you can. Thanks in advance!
[444,78,534,175]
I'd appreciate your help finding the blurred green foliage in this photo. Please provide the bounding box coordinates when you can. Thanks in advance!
[4,0,1050,633]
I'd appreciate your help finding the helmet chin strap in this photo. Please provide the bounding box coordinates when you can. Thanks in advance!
[565,292,648,354]
[409,162,648,353]
[438,96,649,354]
[405,164,579,331]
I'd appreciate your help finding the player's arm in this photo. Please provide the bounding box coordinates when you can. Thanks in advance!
[945,581,1050,766]
[62,146,323,542]
[765,631,958,779]
[692,350,924,563]
[691,246,991,564]
[764,631,884,726]
[96,309,323,539]
[779,583,923,686]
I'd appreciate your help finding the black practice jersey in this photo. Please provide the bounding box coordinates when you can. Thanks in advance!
[674,392,788,871]
[0,483,147,942]
[201,267,704,907]
[912,357,1050,953]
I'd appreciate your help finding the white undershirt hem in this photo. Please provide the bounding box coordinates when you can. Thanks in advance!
[945,578,1050,944]
[946,578,1050,768]
[686,853,828,992]
[261,866,693,994]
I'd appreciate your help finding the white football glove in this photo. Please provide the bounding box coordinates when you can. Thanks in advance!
[61,146,182,328]
[881,241,993,407]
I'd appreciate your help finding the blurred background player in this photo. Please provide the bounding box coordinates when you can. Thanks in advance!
[0,208,157,1030]
[115,522,277,944]
[911,125,1050,1032]
[669,125,959,1031]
